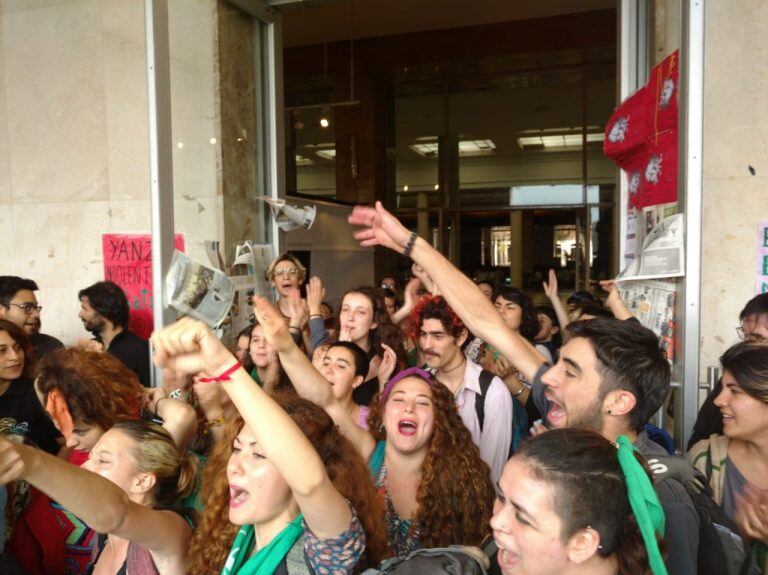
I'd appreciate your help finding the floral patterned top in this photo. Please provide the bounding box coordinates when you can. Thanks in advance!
[301,504,366,574]
[372,457,422,557]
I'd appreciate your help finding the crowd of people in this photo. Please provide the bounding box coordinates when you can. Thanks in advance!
[0,203,765,575]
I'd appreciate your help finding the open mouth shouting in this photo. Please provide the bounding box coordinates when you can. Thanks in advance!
[495,544,520,572]
[397,418,418,437]
[544,393,566,428]
[229,485,250,509]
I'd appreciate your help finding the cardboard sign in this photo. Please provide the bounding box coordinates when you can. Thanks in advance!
[758,222,768,294]
[102,234,185,339]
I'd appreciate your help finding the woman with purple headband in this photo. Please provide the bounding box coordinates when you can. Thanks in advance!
[251,296,495,557]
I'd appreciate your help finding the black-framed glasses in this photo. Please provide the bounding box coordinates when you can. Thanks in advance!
[8,302,42,314]
[736,325,768,342]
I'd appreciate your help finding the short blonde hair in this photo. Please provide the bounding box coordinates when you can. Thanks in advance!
[266,254,306,284]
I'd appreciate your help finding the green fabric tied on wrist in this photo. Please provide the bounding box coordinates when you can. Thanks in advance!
[616,435,668,575]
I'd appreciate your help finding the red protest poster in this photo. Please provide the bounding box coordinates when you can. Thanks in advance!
[102,234,185,340]
[604,50,679,210]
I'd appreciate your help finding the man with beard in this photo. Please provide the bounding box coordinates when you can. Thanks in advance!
[77,281,150,386]
[415,295,512,482]
[0,276,63,358]
[348,201,700,574]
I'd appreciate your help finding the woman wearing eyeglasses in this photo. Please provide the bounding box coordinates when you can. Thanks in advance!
[266,254,311,348]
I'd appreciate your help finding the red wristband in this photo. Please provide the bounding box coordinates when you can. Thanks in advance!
[198,361,242,383]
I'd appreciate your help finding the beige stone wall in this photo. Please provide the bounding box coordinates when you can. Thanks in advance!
[699,0,768,375]
[0,0,223,345]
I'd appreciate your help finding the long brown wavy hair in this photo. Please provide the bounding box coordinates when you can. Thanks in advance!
[188,393,388,574]
[367,376,495,548]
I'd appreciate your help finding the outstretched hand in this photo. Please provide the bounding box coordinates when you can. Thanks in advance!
[403,277,421,306]
[599,279,621,306]
[542,269,559,300]
[151,318,235,378]
[285,288,309,329]
[252,296,294,353]
[306,276,326,316]
[348,201,412,254]
[378,344,398,388]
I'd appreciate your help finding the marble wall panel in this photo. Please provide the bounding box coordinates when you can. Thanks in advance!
[1,0,82,13]
[0,9,10,205]
[12,200,113,344]
[699,0,768,379]
[168,0,220,200]
[2,0,109,204]
[101,0,151,201]
[174,193,223,263]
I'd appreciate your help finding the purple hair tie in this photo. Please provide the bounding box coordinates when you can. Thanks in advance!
[379,366,435,404]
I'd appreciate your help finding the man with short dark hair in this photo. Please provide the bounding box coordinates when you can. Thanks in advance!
[0,276,63,358]
[78,281,150,386]
[348,202,700,574]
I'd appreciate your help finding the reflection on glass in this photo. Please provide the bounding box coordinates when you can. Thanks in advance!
[510,185,600,206]
[491,227,512,267]
[291,107,337,198]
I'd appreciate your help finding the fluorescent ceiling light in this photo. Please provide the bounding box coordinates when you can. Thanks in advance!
[295,154,313,166]
[409,142,440,157]
[316,149,336,160]
[409,139,497,157]
[517,132,604,150]
[459,139,497,154]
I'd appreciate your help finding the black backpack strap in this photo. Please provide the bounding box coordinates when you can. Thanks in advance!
[475,369,494,432]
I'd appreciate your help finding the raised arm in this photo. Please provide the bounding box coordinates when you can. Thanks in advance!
[349,202,546,381]
[391,277,421,325]
[145,388,198,452]
[306,276,330,350]
[251,297,376,460]
[542,269,571,341]
[0,438,190,558]
[600,280,634,321]
[150,319,353,540]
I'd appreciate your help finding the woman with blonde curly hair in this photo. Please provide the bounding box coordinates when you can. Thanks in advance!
[151,317,387,575]
[251,295,495,556]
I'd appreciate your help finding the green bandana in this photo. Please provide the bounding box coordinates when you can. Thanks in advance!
[221,514,304,575]
[616,435,668,575]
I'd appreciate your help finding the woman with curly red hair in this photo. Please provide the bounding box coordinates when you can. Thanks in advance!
[252,295,495,557]
[151,317,387,575]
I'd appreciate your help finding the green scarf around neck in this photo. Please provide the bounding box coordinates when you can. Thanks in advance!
[221,514,304,575]
[250,368,263,388]
[616,435,668,575]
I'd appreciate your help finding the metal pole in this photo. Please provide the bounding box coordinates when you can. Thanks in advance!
[679,0,706,449]
[145,0,176,386]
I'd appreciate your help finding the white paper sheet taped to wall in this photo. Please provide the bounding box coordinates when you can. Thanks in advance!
[617,214,684,281]
[166,251,234,327]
